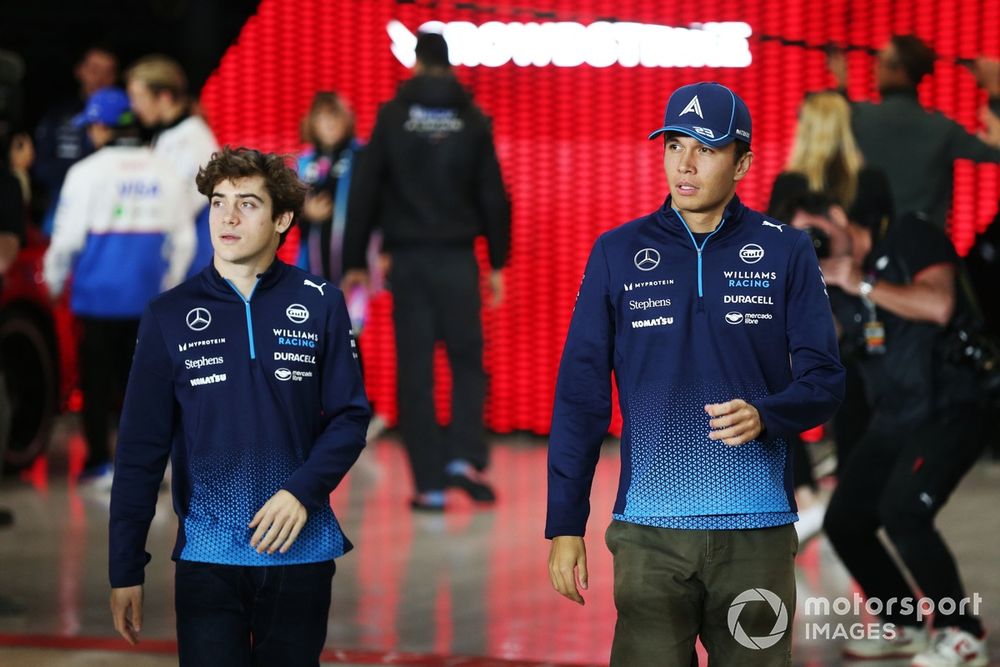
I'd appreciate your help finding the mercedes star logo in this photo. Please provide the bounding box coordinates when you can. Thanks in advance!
[186,308,212,331]
[634,248,661,271]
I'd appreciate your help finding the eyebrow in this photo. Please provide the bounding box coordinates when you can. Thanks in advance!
[210,192,265,203]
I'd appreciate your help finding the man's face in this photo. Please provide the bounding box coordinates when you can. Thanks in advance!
[209,176,291,268]
[663,134,750,217]
[76,50,118,97]
[126,80,160,127]
[313,109,349,149]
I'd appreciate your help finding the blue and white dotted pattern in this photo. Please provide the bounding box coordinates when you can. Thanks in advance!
[619,380,792,530]
[179,447,346,565]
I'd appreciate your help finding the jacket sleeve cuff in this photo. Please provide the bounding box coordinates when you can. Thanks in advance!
[282,473,331,513]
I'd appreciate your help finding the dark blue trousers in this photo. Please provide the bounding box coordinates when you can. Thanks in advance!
[175,559,336,667]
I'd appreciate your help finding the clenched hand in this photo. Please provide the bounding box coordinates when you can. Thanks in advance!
[705,399,763,446]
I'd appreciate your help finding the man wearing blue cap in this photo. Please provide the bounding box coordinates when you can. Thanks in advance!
[44,87,194,484]
[546,82,845,665]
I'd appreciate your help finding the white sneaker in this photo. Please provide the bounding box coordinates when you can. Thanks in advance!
[911,627,988,667]
[844,625,928,659]
[794,502,826,544]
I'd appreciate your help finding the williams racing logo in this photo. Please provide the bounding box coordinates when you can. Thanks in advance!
[273,328,319,348]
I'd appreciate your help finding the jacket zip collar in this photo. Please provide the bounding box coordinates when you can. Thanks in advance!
[655,196,747,301]
[202,259,287,299]
[201,260,288,361]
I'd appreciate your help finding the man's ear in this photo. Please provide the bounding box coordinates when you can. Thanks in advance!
[275,211,294,235]
[734,150,753,182]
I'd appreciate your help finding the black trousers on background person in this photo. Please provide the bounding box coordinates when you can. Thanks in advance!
[78,317,139,470]
[390,246,487,493]
[824,405,985,635]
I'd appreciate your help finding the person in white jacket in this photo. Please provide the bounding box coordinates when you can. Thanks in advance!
[43,86,195,483]
[126,55,219,277]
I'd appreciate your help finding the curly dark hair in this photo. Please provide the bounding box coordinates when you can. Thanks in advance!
[196,146,308,244]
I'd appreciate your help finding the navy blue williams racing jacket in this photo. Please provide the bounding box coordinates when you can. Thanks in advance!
[546,195,844,537]
[109,261,370,587]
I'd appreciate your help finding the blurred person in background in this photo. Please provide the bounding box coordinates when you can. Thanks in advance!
[298,91,387,441]
[342,32,511,511]
[43,87,194,485]
[297,91,359,283]
[767,90,895,542]
[126,54,219,277]
[789,198,990,667]
[33,45,118,235]
[829,34,1000,230]
[0,48,27,528]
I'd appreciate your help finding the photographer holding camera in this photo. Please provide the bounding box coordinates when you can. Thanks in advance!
[789,196,990,666]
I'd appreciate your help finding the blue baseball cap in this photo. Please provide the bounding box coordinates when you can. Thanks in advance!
[648,81,751,147]
[72,87,134,128]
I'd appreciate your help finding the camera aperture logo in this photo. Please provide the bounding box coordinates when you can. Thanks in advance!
[728,588,788,650]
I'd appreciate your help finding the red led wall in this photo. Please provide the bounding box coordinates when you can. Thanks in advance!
[200,0,1000,435]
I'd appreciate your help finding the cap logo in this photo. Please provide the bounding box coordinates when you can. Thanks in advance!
[680,95,703,118]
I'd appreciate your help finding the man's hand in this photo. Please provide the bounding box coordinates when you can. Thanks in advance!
[340,269,370,294]
[489,270,505,307]
[548,535,588,605]
[972,57,1000,96]
[705,399,763,446]
[249,489,307,554]
[110,585,143,645]
[819,256,864,295]
[979,106,1000,148]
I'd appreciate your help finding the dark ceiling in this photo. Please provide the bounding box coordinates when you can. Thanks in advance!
[0,0,260,131]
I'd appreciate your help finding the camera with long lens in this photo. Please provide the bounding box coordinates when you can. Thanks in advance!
[775,191,838,260]
[941,327,1000,399]
[804,225,832,259]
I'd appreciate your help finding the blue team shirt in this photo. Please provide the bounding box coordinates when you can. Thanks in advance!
[109,261,370,587]
[545,195,845,537]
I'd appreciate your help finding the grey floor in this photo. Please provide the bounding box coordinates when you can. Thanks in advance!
[0,416,998,666]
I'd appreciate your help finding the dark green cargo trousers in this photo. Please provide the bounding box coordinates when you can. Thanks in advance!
[605,520,798,666]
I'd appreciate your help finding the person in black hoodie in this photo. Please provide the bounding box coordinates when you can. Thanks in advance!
[342,31,511,511]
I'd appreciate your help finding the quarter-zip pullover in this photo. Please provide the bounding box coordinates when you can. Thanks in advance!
[546,195,844,537]
[109,261,370,587]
